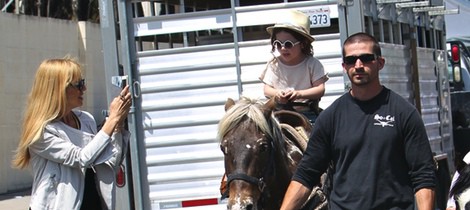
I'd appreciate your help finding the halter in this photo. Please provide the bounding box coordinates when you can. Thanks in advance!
[224,119,279,203]
[226,140,275,191]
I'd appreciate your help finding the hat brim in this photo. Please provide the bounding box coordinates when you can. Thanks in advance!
[266,24,315,42]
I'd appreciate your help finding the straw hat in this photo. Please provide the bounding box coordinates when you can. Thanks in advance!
[266,10,314,42]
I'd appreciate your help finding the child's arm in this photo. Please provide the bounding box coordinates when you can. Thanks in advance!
[286,83,325,101]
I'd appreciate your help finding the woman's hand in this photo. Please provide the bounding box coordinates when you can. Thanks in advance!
[101,86,132,135]
[109,85,132,123]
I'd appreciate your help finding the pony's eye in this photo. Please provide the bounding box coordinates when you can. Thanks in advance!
[259,142,269,153]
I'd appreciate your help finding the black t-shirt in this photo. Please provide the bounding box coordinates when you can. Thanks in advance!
[293,87,436,210]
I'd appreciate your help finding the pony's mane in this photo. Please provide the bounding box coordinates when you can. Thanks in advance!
[217,96,281,143]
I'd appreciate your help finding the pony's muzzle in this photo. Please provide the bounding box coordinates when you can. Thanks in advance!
[226,197,256,210]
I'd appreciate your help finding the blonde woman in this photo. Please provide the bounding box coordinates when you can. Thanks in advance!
[12,58,131,210]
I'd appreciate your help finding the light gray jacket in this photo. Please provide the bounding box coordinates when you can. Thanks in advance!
[28,110,129,210]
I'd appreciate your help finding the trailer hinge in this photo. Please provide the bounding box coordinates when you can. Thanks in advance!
[338,0,354,7]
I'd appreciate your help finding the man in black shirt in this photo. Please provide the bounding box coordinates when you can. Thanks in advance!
[280,32,436,210]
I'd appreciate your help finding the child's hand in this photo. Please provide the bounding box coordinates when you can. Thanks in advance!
[276,90,290,104]
[287,90,302,101]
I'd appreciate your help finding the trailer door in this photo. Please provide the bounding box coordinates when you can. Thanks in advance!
[99,0,343,209]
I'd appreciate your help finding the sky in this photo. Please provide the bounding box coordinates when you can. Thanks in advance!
[445,0,470,38]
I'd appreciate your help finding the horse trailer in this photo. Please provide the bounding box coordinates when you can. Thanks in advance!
[98,0,454,209]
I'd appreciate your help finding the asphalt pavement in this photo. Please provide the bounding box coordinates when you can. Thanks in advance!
[0,188,31,210]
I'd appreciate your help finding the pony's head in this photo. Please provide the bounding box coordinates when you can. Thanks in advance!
[218,96,291,210]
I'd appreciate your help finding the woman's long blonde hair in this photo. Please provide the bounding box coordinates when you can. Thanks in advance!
[12,57,83,169]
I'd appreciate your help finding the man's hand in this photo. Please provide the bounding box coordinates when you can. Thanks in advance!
[280,181,311,210]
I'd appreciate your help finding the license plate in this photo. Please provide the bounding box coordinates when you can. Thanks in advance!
[301,7,331,28]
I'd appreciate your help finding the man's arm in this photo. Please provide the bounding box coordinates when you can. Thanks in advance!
[280,180,312,210]
[415,187,435,210]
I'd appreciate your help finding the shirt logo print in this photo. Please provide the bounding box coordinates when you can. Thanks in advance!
[373,114,395,127]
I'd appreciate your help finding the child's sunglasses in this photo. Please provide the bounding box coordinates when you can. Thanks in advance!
[273,40,300,49]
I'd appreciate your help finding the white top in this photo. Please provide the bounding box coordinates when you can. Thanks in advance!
[260,56,328,91]
[28,110,129,210]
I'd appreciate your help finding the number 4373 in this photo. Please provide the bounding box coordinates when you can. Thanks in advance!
[310,14,330,27]
[303,7,331,28]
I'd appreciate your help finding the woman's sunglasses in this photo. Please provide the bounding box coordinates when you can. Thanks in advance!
[343,54,377,65]
[70,79,86,91]
[273,40,300,49]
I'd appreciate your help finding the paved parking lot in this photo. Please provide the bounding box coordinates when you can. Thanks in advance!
[0,189,31,210]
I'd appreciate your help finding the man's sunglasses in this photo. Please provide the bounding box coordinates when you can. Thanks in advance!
[343,54,377,65]
[273,40,300,49]
[70,79,86,91]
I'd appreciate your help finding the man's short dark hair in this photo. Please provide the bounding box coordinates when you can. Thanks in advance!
[342,32,382,57]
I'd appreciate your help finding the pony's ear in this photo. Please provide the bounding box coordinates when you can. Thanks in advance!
[262,97,276,117]
[225,98,236,111]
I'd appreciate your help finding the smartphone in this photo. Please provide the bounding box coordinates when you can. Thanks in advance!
[112,75,128,89]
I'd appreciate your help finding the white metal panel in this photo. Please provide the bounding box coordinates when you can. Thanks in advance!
[137,44,238,209]
[235,4,338,27]
[133,2,338,37]
[134,10,233,37]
